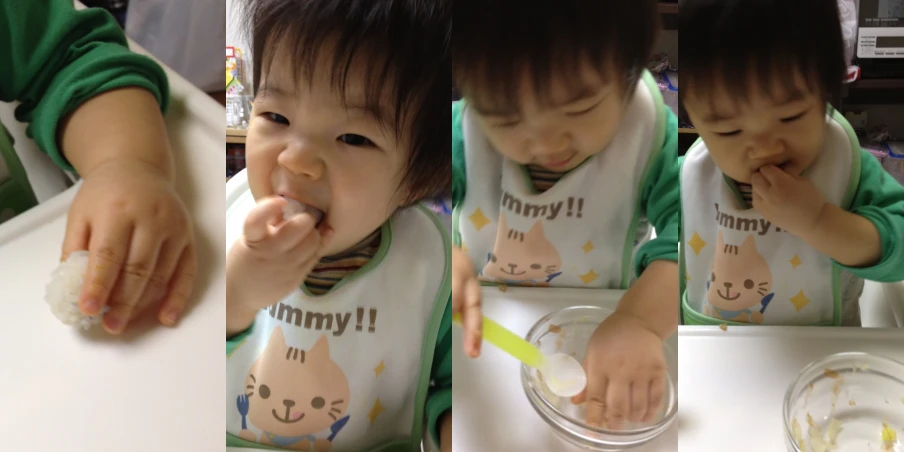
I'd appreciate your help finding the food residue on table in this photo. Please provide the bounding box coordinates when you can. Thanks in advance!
[792,418,805,449]
[881,422,897,451]
[824,368,844,383]
[805,383,815,408]
[498,285,507,292]
[718,323,727,331]
[548,324,562,333]
[848,399,856,407]
[799,414,843,452]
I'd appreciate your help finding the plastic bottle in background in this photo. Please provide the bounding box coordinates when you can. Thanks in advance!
[882,144,904,185]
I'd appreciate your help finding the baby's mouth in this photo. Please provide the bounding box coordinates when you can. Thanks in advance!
[272,408,304,424]
[717,289,740,301]
[281,195,325,225]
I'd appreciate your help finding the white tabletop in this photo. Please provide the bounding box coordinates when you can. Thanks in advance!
[0,41,225,451]
[678,326,904,452]
[452,287,678,452]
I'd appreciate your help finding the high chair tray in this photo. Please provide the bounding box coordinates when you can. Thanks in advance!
[677,325,904,451]
[0,32,226,452]
[452,287,678,452]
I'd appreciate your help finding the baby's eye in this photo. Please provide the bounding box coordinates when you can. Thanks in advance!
[265,113,289,125]
[338,134,375,147]
[492,120,520,129]
[780,111,807,123]
[715,130,741,137]
[565,100,602,117]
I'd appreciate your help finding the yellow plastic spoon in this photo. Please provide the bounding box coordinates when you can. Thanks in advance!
[453,312,586,397]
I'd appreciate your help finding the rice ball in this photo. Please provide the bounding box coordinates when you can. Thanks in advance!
[282,197,324,225]
[45,251,105,330]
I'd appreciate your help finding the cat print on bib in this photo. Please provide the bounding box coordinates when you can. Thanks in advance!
[478,213,563,287]
[704,231,776,324]
[237,327,351,451]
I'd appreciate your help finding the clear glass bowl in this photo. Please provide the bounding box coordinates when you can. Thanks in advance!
[784,352,904,452]
[520,306,678,451]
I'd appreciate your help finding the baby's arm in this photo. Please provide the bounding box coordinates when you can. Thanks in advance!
[751,149,903,275]
[2,0,195,333]
[625,107,681,338]
[426,297,453,450]
[440,412,451,452]
[799,203,882,268]
[576,109,680,428]
[816,149,904,280]
[0,0,170,172]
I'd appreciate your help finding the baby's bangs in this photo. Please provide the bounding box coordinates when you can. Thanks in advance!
[683,58,824,109]
[680,0,845,108]
[245,0,441,139]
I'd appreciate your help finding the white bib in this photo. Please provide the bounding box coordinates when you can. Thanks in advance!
[225,176,450,452]
[681,111,861,326]
[454,71,666,289]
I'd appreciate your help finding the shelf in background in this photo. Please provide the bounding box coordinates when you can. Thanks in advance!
[679,128,698,134]
[658,2,677,29]
[226,128,247,144]
[848,78,904,90]
[657,2,678,14]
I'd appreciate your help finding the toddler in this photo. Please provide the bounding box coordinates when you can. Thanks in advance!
[225,0,452,450]
[1,0,196,334]
[452,0,681,428]
[679,0,904,327]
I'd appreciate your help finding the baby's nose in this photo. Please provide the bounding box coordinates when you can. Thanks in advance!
[748,140,784,159]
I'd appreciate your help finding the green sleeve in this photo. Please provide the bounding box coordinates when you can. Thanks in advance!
[452,101,467,209]
[835,149,904,282]
[0,0,169,172]
[226,324,255,356]
[634,108,682,277]
[425,295,452,447]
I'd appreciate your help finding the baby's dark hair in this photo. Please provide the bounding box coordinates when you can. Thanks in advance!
[680,0,846,108]
[241,0,451,202]
[452,0,660,111]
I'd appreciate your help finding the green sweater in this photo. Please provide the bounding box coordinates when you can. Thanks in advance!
[836,149,904,282]
[0,0,169,173]
[452,100,683,278]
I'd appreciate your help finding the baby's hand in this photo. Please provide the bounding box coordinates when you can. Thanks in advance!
[227,196,330,313]
[452,246,482,357]
[63,159,196,334]
[573,312,667,429]
[750,165,827,237]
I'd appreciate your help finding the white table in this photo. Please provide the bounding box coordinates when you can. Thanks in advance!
[0,38,225,451]
[452,287,678,452]
[678,326,904,451]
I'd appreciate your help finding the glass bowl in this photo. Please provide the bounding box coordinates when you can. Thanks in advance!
[784,352,904,452]
[520,306,678,451]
